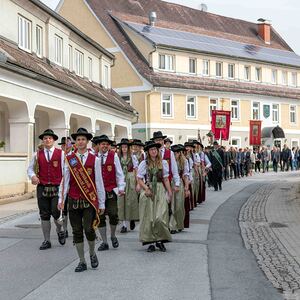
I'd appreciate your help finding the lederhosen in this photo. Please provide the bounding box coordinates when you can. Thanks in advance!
[198,152,206,204]
[36,148,62,221]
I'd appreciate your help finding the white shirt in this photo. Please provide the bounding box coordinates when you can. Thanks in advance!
[188,157,194,183]
[58,151,105,209]
[27,146,65,179]
[137,160,169,179]
[160,147,180,186]
[98,151,126,192]
[203,153,212,169]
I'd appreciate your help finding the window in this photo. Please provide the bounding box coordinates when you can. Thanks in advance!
[231,99,240,120]
[18,15,31,52]
[121,95,131,105]
[252,102,260,120]
[189,58,196,74]
[88,57,92,82]
[282,71,287,85]
[290,105,296,123]
[159,54,174,71]
[103,65,109,88]
[74,49,84,76]
[228,64,235,79]
[35,26,42,57]
[292,72,297,87]
[255,67,262,82]
[54,35,63,65]
[186,96,196,119]
[202,60,209,76]
[68,45,73,71]
[272,104,279,123]
[161,94,173,117]
[231,137,241,148]
[244,66,250,81]
[216,62,223,77]
[209,98,218,118]
[271,69,277,84]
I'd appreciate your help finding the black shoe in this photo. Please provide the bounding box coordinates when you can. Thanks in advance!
[155,242,166,252]
[147,245,155,252]
[65,230,68,238]
[120,226,127,233]
[39,240,51,250]
[90,254,99,269]
[214,188,218,191]
[111,236,119,248]
[57,231,66,245]
[219,186,222,191]
[98,242,109,251]
[75,262,87,272]
[170,230,177,234]
[130,220,136,231]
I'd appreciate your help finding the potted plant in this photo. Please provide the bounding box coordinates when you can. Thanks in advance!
[0,141,5,152]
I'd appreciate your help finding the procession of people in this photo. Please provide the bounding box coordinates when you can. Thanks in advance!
[29,127,290,272]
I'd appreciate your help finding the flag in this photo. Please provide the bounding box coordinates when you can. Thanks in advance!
[249,120,262,146]
[211,110,231,140]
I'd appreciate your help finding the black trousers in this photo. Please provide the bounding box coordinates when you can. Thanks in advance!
[37,185,60,221]
[68,197,96,244]
[230,163,237,178]
[99,191,119,227]
[273,160,278,172]
[212,168,222,190]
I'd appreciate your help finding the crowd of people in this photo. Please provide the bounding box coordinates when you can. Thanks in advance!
[27,127,296,273]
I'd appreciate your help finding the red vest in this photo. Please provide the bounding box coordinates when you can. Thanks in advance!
[101,151,117,192]
[69,153,96,200]
[163,148,173,182]
[38,148,62,185]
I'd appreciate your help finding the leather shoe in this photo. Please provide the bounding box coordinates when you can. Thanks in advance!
[130,220,135,231]
[75,262,87,272]
[57,231,66,245]
[39,240,51,250]
[155,242,166,252]
[98,242,109,251]
[170,230,177,234]
[147,245,155,252]
[90,254,99,269]
[111,236,119,248]
[120,226,127,233]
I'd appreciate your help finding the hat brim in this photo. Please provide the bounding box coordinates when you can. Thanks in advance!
[39,133,58,141]
[58,141,75,145]
[144,142,162,152]
[131,142,145,147]
[164,140,173,144]
[71,133,93,141]
[117,142,132,147]
[95,138,113,145]
[150,135,167,141]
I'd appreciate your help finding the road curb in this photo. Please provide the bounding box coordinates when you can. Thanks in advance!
[0,192,35,206]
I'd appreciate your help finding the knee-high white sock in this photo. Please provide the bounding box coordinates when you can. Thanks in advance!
[110,225,117,238]
[75,242,86,263]
[98,227,107,244]
[87,240,95,256]
[41,220,51,242]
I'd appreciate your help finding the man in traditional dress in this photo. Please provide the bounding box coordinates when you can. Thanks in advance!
[95,135,126,251]
[58,128,105,272]
[27,129,66,250]
[208,141,224,191]
[164,138,173,150]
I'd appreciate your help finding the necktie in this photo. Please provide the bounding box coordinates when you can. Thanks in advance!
[80,154,84,164]
[46,150,50,162]
[101,154,104,166]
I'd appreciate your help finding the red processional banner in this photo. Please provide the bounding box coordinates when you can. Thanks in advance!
[249,120,262,146]
[211,110,231,140]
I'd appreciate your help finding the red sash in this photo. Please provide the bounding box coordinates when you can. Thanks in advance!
[66,153,100,228]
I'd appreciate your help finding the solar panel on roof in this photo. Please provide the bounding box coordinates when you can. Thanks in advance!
[122,20,300,67]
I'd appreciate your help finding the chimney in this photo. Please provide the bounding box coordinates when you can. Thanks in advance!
[149,11,157,27]
[257,18,271,44]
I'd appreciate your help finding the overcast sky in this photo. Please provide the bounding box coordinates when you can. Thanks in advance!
[42,0,300,54]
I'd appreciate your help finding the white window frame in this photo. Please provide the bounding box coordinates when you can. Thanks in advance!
[271,69,277,84]
[290,104,297,124]
[159,54,174,71]
[216,62,223,77]
[74,49,84,77]
[231,99,240,121]
[228,63,235,79]
[272,103,279,123]
[35,25,42,57]
[291,72,297,87]
[282,71,288,85]
[255,67,262,82]
[209,97,219,119]
[189,58,197,74]
[18,15,32,52]
[102,64,110,88]
[54,34,63,66]
[291,139,299,149]
[161,94,173,118]
[230,136,241,148]
[244,66,250,81]
[68,45,73,71]
[88,57,92,82]
[252,101,260,120]
[202,59,209,76]
[186,96,197,119]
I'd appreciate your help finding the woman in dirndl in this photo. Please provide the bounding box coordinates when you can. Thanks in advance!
[169,144,190,234]
[137,141,173,252]
[117,138,139,233]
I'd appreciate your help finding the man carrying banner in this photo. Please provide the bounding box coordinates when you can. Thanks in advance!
[208,141,224,191]
[58,128,105,273]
